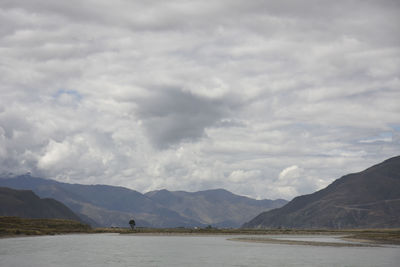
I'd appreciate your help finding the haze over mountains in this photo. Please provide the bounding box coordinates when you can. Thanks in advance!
[0,175,286,228]
[243,156,400,229]
[146,189,286,227]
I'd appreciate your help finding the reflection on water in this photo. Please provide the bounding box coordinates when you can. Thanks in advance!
[0,234,399,267]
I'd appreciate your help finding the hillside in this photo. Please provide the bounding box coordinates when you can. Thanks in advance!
[243,156,400,229]
[0,187,82,222]
[0,176,199,228]
[0,176,286,228]
[146,189,287,227]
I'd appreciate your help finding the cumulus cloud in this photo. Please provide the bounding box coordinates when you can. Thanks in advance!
[279,165,301,181]
[0,0,399,199]
[273,165,328,199]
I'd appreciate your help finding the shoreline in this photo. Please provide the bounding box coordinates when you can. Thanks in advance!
[2,231,400,247]
[228,236,381,247]
[2,217,399,245]
[2,232,392,247]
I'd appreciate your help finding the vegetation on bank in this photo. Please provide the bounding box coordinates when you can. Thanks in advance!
[344,229,400,245]
[0,216,91,236]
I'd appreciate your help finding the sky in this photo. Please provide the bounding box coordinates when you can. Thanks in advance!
[0,0,399,200]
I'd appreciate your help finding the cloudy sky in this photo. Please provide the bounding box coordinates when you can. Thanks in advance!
[1,0,399,200]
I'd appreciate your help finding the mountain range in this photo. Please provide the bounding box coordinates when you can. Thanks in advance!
[0,175,286,228]
[146,189,286,227]
[243,155,400,229]
[0,187,82,222]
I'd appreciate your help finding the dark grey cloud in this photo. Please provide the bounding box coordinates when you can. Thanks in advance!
[136,88,236,148]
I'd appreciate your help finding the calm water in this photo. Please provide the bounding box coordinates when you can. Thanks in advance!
[0,234,399,267]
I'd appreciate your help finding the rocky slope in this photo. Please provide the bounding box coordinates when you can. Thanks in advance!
[0,187,82,222]
[243,156,400,229]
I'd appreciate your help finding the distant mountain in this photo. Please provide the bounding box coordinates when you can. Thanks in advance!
[243,156,400,229]
[146,189,287,227]
[0,175,286,228]
[0,187,82,222]
[0,175,198,228]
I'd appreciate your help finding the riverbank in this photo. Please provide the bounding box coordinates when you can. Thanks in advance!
[1,216,399,245]
[0,216,91,237]
[116,227,400,246]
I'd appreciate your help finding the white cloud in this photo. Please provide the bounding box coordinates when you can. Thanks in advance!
[279,165,301,181]
[0,0,399,199]
[38,139,73,169]
[228,169,261,183]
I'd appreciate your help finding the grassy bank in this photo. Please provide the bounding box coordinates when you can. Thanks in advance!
[343,229,400,245]
[117,227,343,235]
[0,216,91,236]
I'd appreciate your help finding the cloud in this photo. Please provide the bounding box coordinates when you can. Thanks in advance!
[279,165,301,181]
[0,0,399,199]
[135,88,237,148]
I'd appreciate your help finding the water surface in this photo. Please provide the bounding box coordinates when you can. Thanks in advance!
[0,234,399,267]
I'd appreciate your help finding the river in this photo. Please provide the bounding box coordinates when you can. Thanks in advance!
[1,234,399,266]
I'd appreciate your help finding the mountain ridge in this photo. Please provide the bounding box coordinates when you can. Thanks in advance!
[242,156,400,229]
[0,187,83,222]
[145,188,287,227]
[0,175,286,228]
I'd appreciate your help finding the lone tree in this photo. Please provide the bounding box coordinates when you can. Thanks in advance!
[129,219,136,230]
